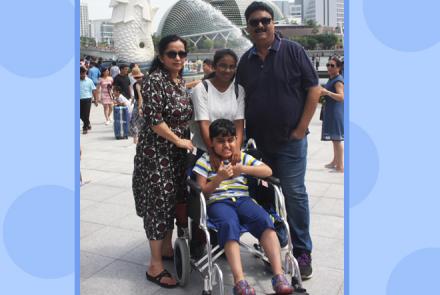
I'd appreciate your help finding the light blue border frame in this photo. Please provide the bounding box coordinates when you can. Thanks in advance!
[75,0,80,295]
[344,1,349,295]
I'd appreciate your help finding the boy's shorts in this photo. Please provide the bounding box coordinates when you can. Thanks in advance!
[207,197,275,248]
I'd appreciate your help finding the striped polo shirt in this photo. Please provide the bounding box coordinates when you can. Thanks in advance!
[193,152,262,204]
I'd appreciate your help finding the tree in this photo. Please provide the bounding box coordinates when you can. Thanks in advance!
[214,38,226,49]
[199,39,214,50]
[185,39,196,52]
[317,33,338,50]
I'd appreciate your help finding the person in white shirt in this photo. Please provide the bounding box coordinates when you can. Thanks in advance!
[112,85,130,107]
[110,61,120,79]
[191,49,245,170]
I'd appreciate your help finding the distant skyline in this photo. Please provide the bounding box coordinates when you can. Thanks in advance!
[82,0,178,32]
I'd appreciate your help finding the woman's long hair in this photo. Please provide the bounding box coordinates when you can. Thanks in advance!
[149,35,188,76]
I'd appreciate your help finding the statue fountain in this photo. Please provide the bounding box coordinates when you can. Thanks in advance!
[110,0,157,63]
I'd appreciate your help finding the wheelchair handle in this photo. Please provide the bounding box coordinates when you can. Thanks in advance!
[263,176,281,185]
[187,178,202,194]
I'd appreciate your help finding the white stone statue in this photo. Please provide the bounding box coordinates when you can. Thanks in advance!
[110,0,157,63]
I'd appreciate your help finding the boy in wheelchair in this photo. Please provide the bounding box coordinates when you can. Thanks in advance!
[192,119,294,295]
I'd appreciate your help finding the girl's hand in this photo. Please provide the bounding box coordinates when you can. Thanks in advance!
[209,152,221,172]
[231,146,241,165]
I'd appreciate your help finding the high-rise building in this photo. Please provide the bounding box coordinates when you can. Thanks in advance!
[90,20,114,45]
[273,1,302,24]
[80,2,90,37]
[303,0,344,29]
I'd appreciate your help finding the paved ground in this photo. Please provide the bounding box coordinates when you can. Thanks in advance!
[80,104,344,295]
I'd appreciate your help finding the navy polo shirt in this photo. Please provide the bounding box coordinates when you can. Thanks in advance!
[236,36,319,153]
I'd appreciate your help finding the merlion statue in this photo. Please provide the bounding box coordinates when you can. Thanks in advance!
[110,0,157,63]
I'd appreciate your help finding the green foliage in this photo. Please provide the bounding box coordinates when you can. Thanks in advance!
[213,39,226,49]
[292,33,339,50]
[80,36,96,47]
[185,39,196,52]
[199,39,214,50]
[305,19,319,28]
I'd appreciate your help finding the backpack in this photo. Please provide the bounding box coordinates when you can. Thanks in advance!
[202,80,239,99]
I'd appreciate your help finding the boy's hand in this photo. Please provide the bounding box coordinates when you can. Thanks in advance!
[231,162,243,178]
[217,161,233,180]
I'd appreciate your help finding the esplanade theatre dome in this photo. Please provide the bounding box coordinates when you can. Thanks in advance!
[158,0,284,37]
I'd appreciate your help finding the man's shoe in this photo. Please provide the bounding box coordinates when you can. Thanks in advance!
[295,251,313,280]
[87,125,92,130]
[82,129,88,134]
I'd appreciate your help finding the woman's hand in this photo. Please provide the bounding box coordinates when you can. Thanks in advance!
[320,86,329,96]
[217,161,233,180]
[175,138,194,152]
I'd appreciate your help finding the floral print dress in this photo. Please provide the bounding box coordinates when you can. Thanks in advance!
[132,69,193,240]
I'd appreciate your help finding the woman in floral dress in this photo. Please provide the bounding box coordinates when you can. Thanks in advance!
[97,67,113,125]
[132,35,194,288]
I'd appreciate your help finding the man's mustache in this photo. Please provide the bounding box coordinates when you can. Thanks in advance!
[255,28,266,33]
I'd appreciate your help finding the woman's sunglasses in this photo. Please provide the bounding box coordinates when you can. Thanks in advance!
[248,17,272,27]
[326,63,336,68]
[164,51,187,59]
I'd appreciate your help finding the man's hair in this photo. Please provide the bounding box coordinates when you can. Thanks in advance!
[244,1,274,22]
[209,119,236,139]
[203,59,213,66]
[113,85,122,93]
[112,61,117,66]
[119,64,128,70]
[80,66,87,74]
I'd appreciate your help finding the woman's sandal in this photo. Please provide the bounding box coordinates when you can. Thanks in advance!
[146,269,178,288]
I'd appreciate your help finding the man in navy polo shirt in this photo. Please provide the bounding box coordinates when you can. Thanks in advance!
[236,1,321,280]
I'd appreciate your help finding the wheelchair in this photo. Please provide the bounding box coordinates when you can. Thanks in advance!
[173,139,309,295]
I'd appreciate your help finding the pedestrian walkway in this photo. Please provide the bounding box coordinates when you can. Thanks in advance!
[80,105,344,295]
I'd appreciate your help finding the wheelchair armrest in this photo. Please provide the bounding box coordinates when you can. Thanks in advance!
[187,178,202,194]
[263,176,281,186]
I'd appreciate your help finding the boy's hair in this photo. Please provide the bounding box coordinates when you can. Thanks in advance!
[80,66,87,74]
[209,119,236,139]
[244,1,274,22]
[203,59,213,66]
[113,85,122,93]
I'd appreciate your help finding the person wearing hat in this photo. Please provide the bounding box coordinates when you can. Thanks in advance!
[129,67,146,144]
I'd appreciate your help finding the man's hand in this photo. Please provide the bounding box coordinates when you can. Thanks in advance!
[290,128,306,140]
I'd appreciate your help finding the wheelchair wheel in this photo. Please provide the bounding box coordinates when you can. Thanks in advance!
[174,238,191,286]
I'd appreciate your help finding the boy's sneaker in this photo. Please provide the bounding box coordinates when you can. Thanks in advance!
[233,280,255,295]
[272,274,294,294]
[295,251,313,280]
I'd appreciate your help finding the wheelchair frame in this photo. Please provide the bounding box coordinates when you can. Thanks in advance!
[173,140,308,295]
